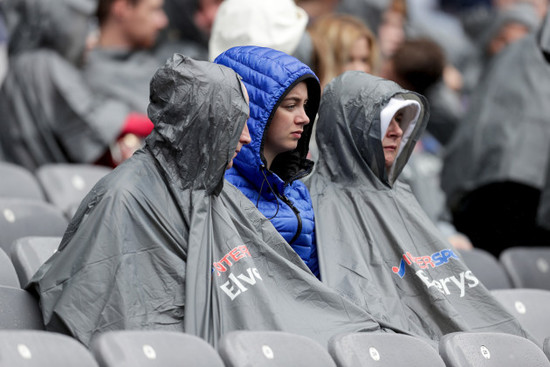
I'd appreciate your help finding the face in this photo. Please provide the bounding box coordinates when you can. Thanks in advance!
[382,110,404,171]
[342,37,372,74]
[488,23,530,56]
[194,0,222,36]
[263,82,310,167]
[227,84,251,169]
[378,10,405,58]
[120,0,168,49]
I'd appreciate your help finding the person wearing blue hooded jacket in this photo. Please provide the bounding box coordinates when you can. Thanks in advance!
[214,46,321,278]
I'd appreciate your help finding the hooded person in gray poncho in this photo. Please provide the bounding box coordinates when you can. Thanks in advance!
[441,10,550,256]
[29,54,385,348]
[305,71,532,344]
[0,0,139,169]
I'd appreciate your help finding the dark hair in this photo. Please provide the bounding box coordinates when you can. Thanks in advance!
[96,0,140,26]
[391,38,445,94]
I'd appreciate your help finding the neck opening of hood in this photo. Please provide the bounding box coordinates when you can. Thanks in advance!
[380,96,421,178]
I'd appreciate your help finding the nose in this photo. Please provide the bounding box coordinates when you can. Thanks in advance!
[240,123,251,145]
[296,106,310,126]
[158,11,169,30]
[388,119,403,137]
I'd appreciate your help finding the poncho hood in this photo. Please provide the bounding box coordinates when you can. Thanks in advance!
[2,0,96,65]
[145,54,249,195]
[314,71,428,187]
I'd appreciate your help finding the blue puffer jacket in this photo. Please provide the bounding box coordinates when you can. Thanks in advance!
[215,46,320,278]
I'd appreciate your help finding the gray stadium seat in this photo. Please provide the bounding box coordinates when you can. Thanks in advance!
[0,330,98,366]
[491,288,550,346]
[218,330,336,367]
[35,163,111,218]
[0,198,68,253]
[328,332,444,367]
[500,247,550,290]
[0,285,44,330]
[458,248,512,289]
[90,330,224,367]
[10,236,61,288]
[0,248,20,288]
[0,162,45,201]
[439,332,550,367]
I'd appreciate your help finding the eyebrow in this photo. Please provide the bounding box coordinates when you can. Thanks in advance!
[282,96,308,103]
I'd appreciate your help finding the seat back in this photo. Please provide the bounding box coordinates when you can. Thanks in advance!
[0,162,45,201]
[491,288,550,346]
[439,331,550,367]
[90,330,225,367]
[0,248,20,288]
[0,198,68,253]
[218,330,336,367]
[0,285,44,330]
[35,163,111,218]
[0,330,98,366]
[328,332,444,367]
[458,248,512,289]
[10,236,61,288]
[500,247,550,289]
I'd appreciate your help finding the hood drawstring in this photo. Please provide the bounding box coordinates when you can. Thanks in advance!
[256,165,280,220]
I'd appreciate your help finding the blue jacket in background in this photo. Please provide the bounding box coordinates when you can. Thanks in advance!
[215,46,321,278]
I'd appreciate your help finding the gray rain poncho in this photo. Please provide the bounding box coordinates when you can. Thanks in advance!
[29,55,383,348]
[0,0,129,169]
[305,71,531,343]
[441,10,550,252]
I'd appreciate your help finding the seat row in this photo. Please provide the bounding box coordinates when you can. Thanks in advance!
[0,328,549,367]
[1,281,550,355]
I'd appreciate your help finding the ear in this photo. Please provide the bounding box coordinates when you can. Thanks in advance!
[111,0,132,19]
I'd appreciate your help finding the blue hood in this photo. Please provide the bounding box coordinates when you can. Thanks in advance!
[214,46,320,190]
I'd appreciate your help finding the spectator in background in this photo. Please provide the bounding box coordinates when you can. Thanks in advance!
[30,54,384,347]
[377,0,408,61]
[0,0,153,170]
[381,37,463,146]
[157,0,221,61]
[305,70,531,344]
[215,46,322,278]
[208,0,310,64]
[295,0,340,24]
[85,0,169,115]
[459,1,541,99]
[441,10,550,256]
[308,13,380,89]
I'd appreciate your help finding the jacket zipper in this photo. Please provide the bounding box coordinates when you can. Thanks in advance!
[276,192,302,245]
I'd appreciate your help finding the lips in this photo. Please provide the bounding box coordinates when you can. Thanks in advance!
[291,130,303,138]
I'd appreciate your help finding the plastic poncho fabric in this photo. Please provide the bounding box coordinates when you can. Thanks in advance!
[29,55,384,348]
[84,49,163,115]
[215,46,320,277]
[305,71,531,343]
[0,0,128,170]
